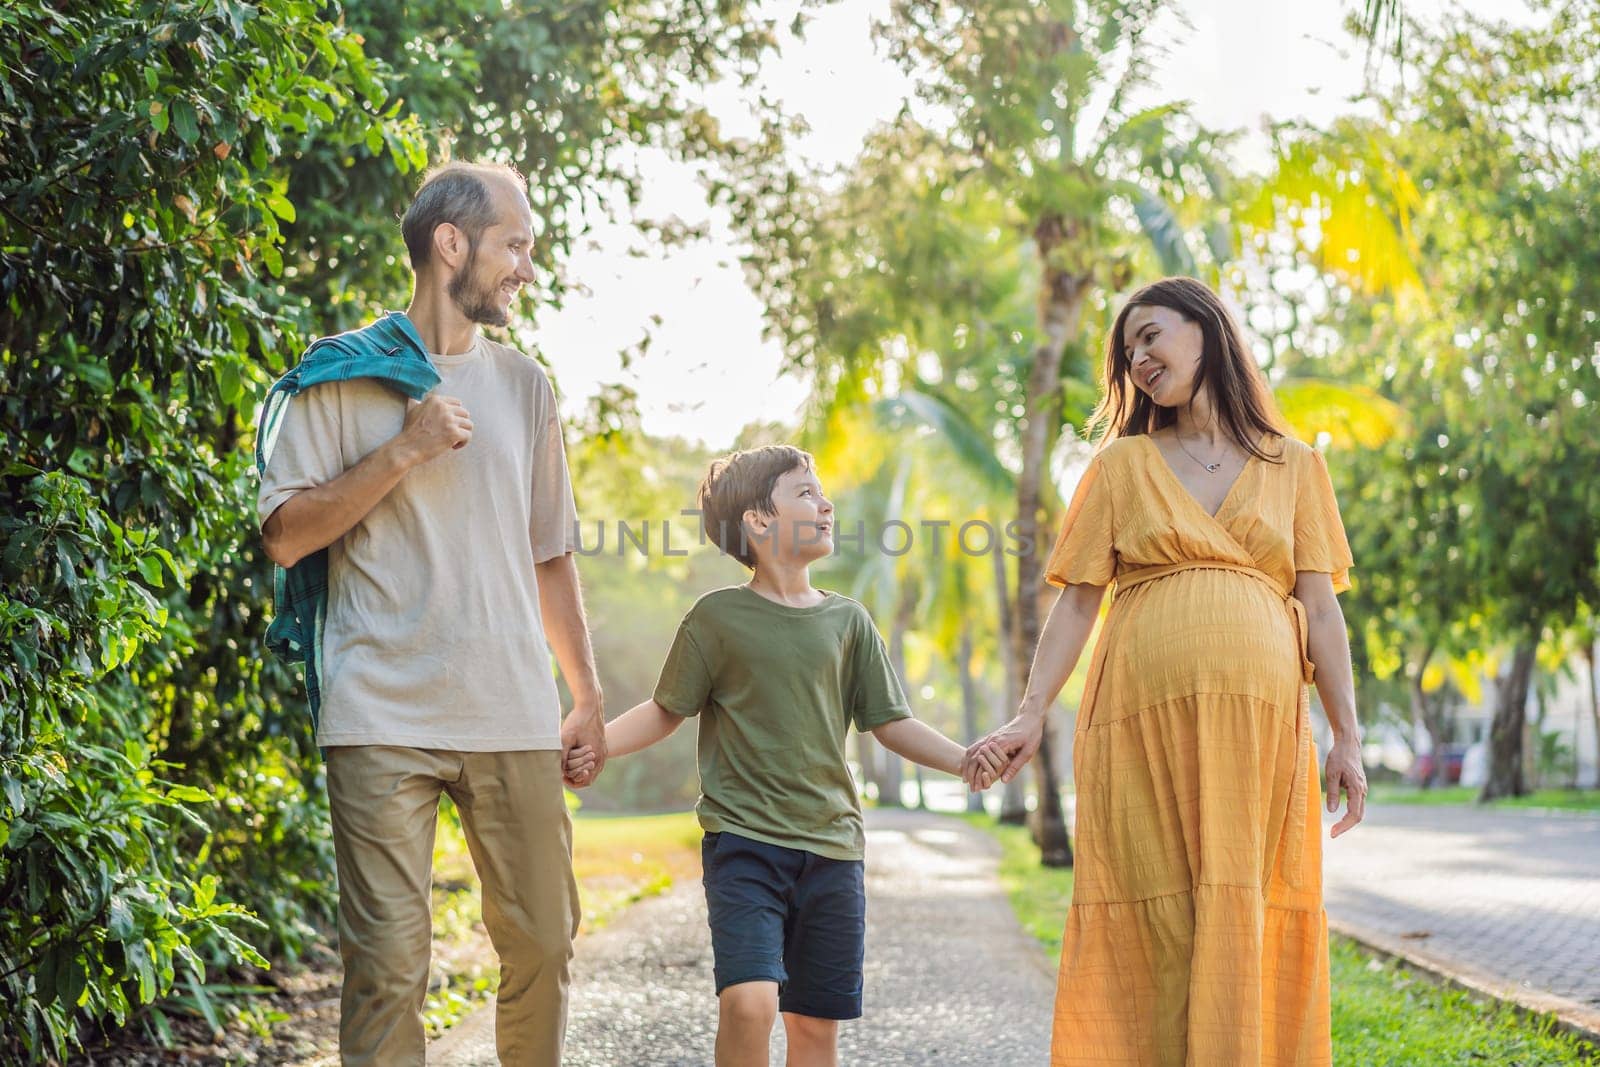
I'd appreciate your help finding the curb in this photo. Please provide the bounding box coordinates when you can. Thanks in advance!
[1328,917,1600,1050]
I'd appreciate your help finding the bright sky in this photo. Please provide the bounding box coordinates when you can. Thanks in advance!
[531,0,1529,450]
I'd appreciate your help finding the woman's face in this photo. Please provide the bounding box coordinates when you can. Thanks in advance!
[1122,304,1204,408]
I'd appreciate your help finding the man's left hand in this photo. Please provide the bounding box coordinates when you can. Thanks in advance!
[561,706,607,788]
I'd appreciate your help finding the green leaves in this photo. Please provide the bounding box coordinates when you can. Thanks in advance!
[262,190,296,223]
[0,0,411,1057]
[170,98,198,144]
[2,0,790,1059]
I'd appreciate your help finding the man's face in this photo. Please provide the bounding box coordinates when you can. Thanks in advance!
[447,181,537,327]
[746,465,835,566]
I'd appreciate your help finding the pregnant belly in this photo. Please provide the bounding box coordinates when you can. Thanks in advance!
[1092,568,1304,719]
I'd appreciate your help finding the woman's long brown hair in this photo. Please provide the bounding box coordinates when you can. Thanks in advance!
[1086,276,1287,461]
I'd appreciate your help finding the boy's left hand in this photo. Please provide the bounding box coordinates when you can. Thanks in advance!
[966,742,1007,792]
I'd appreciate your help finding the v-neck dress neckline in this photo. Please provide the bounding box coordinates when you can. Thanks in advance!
[1138,432,1260,522]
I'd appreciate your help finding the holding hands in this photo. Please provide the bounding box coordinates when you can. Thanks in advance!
[961,709,1046,791]
[561,707,606,789]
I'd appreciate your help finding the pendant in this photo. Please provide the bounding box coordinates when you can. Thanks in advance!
[1205,462,1221,472]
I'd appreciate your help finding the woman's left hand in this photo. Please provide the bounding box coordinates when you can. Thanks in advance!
[1324,738,1367,838]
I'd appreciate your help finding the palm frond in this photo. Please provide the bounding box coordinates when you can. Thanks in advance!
[873,388,1017,493]
[1131,192,1197,276]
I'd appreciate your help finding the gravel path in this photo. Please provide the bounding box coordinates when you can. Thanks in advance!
[429,808,1056,1065]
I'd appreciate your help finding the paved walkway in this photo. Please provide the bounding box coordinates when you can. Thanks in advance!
[429,809,1055,1065]
[1323,803,1600,1034]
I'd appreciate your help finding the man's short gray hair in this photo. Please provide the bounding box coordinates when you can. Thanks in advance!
[401,162,524,270]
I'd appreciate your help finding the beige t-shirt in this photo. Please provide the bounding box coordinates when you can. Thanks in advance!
[257,334,578,750]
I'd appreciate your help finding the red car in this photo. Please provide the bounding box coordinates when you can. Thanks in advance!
[1410,745,1467,785]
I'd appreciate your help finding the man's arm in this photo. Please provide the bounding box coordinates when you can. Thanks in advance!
[262,394,472,568]
[536,552,607,786]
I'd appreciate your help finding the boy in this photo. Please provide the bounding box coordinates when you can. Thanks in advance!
[567,445,1001,1067]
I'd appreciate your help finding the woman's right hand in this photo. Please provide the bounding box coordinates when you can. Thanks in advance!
[962,710,1046,788]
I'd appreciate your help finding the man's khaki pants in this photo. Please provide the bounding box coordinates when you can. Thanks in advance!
[326,746,580,1067]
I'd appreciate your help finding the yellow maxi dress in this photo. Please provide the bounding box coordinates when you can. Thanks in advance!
[1043,433,1352,1067]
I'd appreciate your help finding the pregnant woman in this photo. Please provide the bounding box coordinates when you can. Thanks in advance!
[971,276,1366,1065]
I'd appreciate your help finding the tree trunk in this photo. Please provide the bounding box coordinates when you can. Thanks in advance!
[1407,649,1453,789]
[1014,226,1087,868]
[855,732,883,803]
[1587,642,1600,791]
[993,535,1028,823]
[881,582,918,810]
[1410,672,1443,790]
[1481,641,1537,801]
[958,624,986,814]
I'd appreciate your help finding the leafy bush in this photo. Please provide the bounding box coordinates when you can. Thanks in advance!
[0,2,421,1058]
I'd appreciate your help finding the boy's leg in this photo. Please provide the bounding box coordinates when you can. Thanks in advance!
[326,746,447,1067]
[449,749,580,1067]
[775,851,866,1066]
[718,980,780,1067]
[781,1012,840,1067]
[703,832,804,1067]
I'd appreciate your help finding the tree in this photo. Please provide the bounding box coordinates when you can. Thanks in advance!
[1249,4,1600,801]
[1,4,420,1057]
[1373,7,1600,801]
[274,0,785,333]
[734,0,1239,866]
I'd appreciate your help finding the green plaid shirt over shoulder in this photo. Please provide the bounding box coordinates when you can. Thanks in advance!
[253,311,440,727]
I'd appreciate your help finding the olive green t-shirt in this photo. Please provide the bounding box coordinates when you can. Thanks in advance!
[653,586,911,860]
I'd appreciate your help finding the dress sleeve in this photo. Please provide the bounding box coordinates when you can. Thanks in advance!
[1293,445,1354,593]
[1044,453,1116,588]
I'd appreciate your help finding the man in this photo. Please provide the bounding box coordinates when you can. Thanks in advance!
[258,161,605,1066]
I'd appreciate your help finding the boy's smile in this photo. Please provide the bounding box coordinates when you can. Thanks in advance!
[750,465,834,563]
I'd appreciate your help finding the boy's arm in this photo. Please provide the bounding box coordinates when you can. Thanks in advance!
[870,717,968,777]
[564,699,682,777]
[606,699,684,757]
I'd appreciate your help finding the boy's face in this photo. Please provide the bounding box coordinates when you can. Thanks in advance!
[744,465,834,567]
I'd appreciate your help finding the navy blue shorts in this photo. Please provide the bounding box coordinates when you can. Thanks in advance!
[700,830,866,1020]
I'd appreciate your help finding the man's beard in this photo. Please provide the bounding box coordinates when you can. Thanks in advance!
[447,244,511,327]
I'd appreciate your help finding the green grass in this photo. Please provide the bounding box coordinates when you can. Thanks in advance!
[1370,785,1600,812]
[570,810,703,931]
[1329,938,1598,1065]
[961,814,1599,1066]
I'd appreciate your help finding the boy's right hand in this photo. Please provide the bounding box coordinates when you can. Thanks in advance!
[564,744,598,785]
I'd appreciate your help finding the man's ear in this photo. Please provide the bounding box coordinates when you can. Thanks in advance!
[432,222,469,272]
